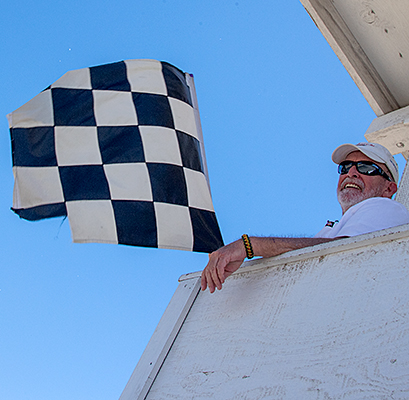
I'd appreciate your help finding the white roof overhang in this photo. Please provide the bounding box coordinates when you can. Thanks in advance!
[300,0,409,116]
[300,0,409,157]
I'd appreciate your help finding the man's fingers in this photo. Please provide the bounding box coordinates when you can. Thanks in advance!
[201,253,217,292]
[209,264,223,291]
[200,272,208,291]
[201,253,213,290]
[201,252,227,293]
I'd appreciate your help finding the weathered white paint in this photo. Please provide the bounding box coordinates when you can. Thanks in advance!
[364,105,409,159]
[300,0,409,116]
[121,225,409,399]
[333,0,409,108]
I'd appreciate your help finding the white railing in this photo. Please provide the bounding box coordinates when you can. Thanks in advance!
[120,223,409,399]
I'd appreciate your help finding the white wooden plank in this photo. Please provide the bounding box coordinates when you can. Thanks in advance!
[364,105,409,156]
[180,223,409,282]
[118,277,201,400]
[300,0,399,116]
[332,0,409,108]
[145,228,409,399]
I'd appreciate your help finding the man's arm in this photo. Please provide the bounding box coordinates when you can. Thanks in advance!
[201,236,338,293]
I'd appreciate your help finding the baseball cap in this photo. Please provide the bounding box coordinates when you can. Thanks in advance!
[332,142,399,183]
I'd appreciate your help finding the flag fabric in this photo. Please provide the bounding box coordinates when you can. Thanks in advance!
[7,59,224,253]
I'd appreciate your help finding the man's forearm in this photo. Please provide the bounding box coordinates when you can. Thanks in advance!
[249,236,338,258]
[201,235,341,293]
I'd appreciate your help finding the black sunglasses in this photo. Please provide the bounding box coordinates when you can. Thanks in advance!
[338,161,391,181]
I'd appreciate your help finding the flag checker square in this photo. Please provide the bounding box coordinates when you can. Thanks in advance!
[8,60,224,253]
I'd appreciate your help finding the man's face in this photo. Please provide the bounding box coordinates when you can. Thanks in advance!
[337,151,396,214]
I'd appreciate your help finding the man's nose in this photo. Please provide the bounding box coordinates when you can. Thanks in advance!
[347,165,359,177]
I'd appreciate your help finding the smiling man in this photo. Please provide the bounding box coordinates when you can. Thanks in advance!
[315,142,407,238]
[201,142,409,293]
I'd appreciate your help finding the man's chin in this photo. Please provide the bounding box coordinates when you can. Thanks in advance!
[337,192,365,213]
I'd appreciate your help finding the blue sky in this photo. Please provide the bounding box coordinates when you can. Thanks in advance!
[0,1,389,399]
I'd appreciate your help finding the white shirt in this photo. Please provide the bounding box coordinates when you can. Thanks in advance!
[315,197,409,238]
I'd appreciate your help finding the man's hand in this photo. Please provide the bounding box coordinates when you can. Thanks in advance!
[201,239,246,293]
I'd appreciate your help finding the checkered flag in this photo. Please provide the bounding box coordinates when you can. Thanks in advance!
[7,59,224,253]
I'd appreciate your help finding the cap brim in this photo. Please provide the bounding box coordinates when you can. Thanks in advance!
[332,144,385,164]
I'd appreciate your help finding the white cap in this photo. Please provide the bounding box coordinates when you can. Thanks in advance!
[332,142,399,183]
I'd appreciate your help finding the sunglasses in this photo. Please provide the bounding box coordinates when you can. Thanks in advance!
[338,161,391,181]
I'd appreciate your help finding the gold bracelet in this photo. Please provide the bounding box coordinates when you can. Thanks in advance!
[241,234,254,259]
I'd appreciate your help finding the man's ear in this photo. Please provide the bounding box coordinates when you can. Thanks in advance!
[383,181,398,198]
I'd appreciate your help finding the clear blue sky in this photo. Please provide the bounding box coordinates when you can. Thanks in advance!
[0,1,391,399]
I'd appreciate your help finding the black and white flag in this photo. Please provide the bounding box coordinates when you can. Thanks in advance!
[8,59,223,253]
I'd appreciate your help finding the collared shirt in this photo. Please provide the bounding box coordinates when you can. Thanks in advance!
[314,197,409,238]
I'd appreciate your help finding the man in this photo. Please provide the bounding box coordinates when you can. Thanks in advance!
[201,142,409,293]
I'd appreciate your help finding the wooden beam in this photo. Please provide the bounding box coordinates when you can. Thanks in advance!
[300,0,399,116]
[364,105,409,155]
